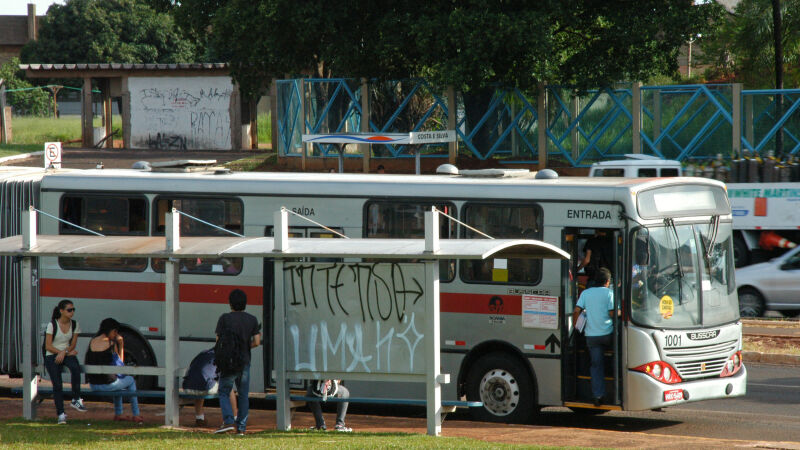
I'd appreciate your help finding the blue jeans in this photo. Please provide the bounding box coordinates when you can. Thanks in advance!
[218,364,250,432]
[91,376,140,416]
[586,333,612,400]
[44,354,82,416]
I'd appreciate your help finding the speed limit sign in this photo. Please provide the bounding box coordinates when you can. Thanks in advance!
[44,142,62,169]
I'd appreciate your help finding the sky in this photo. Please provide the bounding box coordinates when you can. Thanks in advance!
[0,0,64,16]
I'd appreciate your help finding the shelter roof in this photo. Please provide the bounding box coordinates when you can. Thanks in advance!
[19,63,229,78]
[0,235,570,261]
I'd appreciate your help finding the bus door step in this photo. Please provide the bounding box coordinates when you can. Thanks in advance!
[563,401,622,411]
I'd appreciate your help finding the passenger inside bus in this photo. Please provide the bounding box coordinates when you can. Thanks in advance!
[577,231,613,287]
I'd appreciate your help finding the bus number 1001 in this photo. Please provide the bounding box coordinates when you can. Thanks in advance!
[664,335,682,347]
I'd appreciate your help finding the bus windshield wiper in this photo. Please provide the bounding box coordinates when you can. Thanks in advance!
[664,217,684,303]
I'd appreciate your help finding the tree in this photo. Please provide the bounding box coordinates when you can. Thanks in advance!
[0,58,52,116]
[205,0,721,98]
[20,0,197,64]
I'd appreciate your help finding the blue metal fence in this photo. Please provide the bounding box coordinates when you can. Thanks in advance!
[276,79,800,166]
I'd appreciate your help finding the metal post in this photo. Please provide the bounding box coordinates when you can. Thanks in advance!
[300,79,307,171]
[0,81,8,144]
[537,84,547,169]
[270,79,279,154]
[732,83,742,158]
[632,82,642,154]
[415,148,421,175]
[361,79,370,173]
[570,95,580,160]
[447,86,457,165]
[745,93,754,150]
[164,210,180,426]
[424,209,443,436]
[82,77,93,148]
[274,209,291,430]
[653,90,662,152]
[21,207,38,420]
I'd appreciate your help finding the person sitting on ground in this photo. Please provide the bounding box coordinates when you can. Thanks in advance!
[43,299,87,425]
[181,348,237,427]
[307,379,352,432]
[85,318,142,423]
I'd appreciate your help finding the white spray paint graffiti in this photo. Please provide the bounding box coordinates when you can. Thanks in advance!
[285,262,426,375]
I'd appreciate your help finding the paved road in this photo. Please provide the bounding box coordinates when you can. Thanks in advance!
[529,363,800,443]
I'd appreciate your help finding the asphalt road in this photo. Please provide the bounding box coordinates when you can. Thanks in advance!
[529,363,800,443]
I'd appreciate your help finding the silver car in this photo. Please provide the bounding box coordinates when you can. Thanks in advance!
[736,245,800,317]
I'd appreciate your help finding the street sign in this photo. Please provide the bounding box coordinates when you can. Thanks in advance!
[44,142,62,169]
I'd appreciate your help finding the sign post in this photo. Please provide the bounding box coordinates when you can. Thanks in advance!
[44,142,62,169]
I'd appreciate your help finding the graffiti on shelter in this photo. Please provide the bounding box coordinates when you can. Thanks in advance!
[284,262,427,375]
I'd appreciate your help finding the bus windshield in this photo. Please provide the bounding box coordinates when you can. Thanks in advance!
[631,222,738,328]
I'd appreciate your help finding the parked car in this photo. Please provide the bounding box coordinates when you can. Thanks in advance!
[736,245,800,317]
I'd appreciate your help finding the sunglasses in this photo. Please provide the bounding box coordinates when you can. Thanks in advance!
[65,308,75,312]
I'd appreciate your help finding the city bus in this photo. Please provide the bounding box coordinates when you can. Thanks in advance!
[0,164,746,423]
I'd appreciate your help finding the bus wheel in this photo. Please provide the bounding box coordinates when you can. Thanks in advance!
[119,329,157,390]
[738,288,765,318]
[466,353,535,424]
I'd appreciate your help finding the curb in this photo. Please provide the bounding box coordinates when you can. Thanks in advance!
[0,151,42,164]
[743,351,800,366]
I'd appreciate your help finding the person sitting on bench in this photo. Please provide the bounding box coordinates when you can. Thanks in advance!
[307,379,352,432]
[85,318,143,423]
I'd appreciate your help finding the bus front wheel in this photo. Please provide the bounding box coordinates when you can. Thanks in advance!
[466,353,535,424]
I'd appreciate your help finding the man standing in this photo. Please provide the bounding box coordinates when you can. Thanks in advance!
[214,289,261,435]
[572,268,615,406]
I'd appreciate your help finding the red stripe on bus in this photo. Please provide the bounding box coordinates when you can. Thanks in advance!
[440,292,521,315]
[40,279,262,304]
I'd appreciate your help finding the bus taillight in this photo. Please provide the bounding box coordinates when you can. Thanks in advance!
[720,352,743,377]
[632,361,682,384]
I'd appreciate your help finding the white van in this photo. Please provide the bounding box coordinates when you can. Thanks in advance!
[589,154,682,177]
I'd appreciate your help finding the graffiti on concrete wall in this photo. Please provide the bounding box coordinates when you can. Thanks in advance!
[129,77,233,150]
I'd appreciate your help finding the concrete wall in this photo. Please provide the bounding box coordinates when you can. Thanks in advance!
[128,76,233,150]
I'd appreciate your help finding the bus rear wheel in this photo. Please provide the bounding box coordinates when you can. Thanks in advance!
[119,329,157,390]
[466,353,535,424]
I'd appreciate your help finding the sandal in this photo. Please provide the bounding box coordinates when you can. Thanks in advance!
[132,416,144,424]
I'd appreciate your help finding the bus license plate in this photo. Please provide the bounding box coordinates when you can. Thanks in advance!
[663,389,684,401]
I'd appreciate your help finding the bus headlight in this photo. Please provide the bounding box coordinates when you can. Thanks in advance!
[633,361,682,384]
[720,351,743,377]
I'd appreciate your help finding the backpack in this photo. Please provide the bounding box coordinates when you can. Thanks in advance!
[311,379,339,400]
[42,318,76,359]
[213,316,246,375]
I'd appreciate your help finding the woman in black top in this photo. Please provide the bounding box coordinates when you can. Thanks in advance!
[85,318,142,422]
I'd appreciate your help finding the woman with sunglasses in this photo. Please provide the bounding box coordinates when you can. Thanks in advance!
[44,299,87,424]
[86,318,142,423]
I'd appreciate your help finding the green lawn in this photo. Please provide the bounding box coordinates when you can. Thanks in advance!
[0,115,122,159]
[0,418,544,449]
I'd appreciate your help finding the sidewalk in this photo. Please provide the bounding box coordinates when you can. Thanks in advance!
[1,394,798,449]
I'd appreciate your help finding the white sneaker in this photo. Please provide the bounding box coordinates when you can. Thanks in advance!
[70,398,88,412]
[57,413,67,425]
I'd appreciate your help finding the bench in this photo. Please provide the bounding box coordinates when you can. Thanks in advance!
[11,386,217,401]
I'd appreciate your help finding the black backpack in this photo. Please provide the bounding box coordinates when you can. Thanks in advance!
[213,315,246,375]
[42,318,76,359]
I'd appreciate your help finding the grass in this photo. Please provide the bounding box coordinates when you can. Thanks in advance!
[0,418,542,449]
[0,115,123,159]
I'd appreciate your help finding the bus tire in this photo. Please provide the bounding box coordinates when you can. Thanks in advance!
[119,329,157,390]
[738,288,765,318]
[733,235,749,268]
[466,353,535,424]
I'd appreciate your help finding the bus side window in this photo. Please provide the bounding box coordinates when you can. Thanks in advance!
[364,200,456,282]
[58,195,148,272]
[460,203,543,285]
[660,168,680,177]
[151,197,243,275]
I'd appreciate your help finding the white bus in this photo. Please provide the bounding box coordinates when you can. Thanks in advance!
[1,165,745,422]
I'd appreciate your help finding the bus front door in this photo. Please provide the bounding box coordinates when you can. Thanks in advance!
[561,228,622,409]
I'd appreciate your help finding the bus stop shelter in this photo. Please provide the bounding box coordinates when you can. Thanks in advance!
[0,207,569,435]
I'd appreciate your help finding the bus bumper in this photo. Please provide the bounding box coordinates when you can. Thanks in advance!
[625,365,747,411]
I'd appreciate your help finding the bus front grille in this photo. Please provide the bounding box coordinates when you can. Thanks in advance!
[663,339,738,378]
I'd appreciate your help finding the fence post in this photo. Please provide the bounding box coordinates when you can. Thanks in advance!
[744,91,754,150]
[270,79,279,154]
[361,78,370,173]
[653,89,662,152]
[0,81,8,144]
[632,82,642,154]
[537,84,547,169]
[300,79,308,171]
[570,94,580,160]
[447,86,457,165]
[732,83,742,158]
